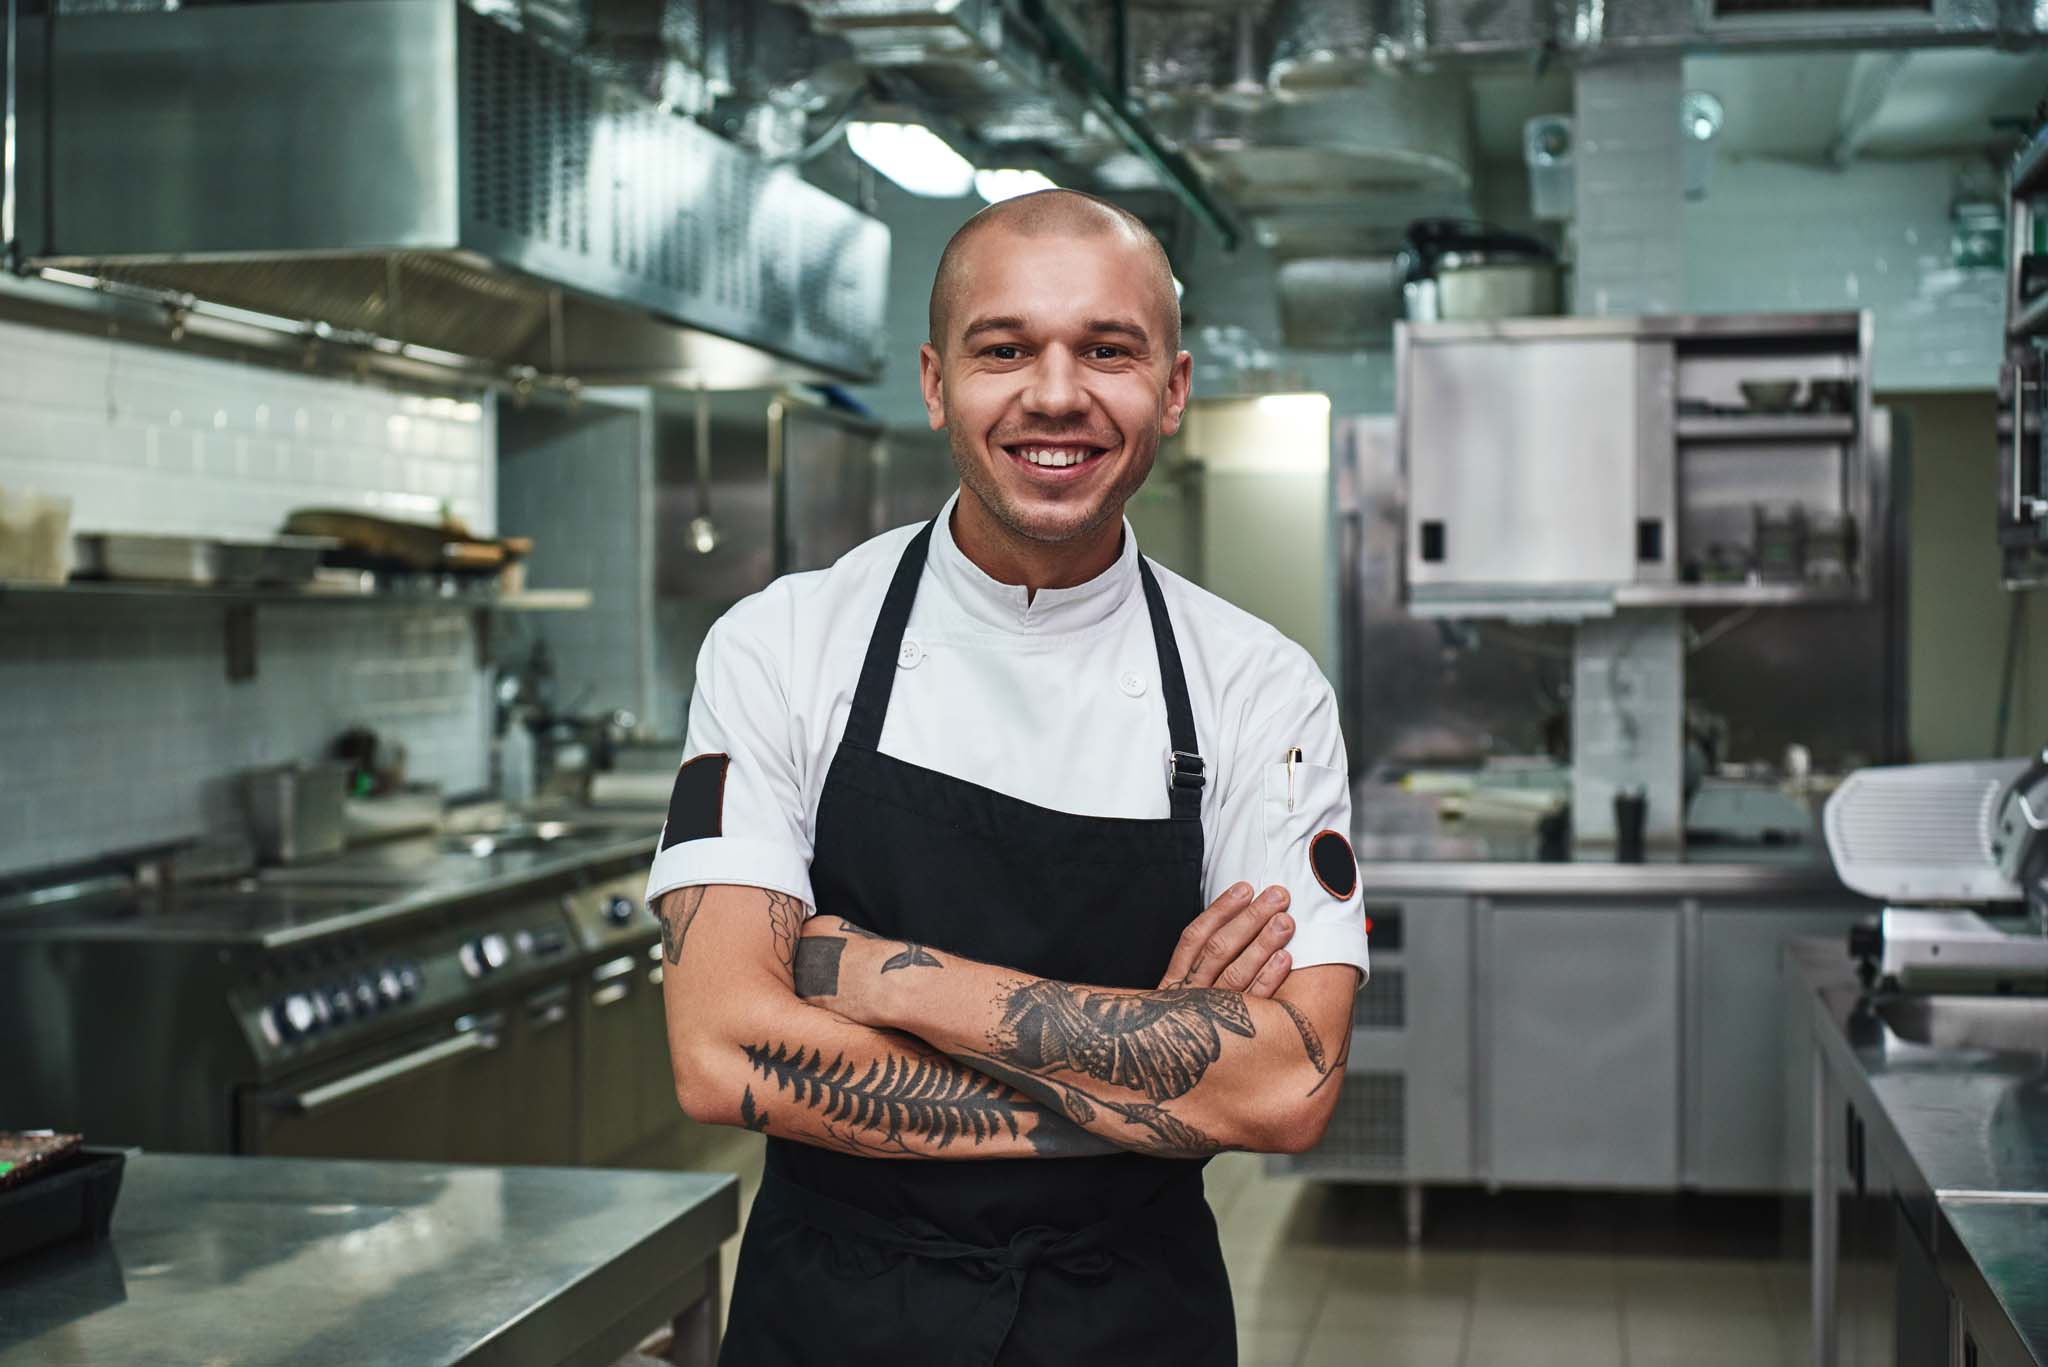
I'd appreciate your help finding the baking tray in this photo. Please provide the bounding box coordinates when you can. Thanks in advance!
[0,1147,127,1263]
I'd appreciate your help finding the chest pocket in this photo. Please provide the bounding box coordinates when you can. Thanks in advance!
[1262,760,1354,902]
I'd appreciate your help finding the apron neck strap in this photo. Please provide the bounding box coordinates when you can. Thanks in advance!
[841,518,1206,821]
[842,520,937,753]
[1136,555,1205,822]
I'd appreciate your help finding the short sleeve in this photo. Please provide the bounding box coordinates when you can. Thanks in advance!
[1206,654,1369,981]
[643,612,816,912]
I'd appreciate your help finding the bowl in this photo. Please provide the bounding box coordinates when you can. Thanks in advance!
[1739,380,1801,412]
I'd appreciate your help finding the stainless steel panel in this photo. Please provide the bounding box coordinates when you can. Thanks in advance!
[775,399,882,573]
[878,428,958,532]
[1693,903,1871,1192]
[652,389,775,601]
[24,3,890,381]
[34,2,460,257]
[1402,895,1474,1182]
[1405,332,1639,591]
[1636,341,1678,584]
[1482,902,1681,1188]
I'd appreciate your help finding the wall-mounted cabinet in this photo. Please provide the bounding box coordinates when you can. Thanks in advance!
[1398,312,1875,619]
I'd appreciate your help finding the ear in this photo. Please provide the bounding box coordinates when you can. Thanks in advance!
[1158,350,1194,437]
[918,343,946,431]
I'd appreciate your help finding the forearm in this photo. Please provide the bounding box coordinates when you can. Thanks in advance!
[660,887,1117,1159]
[795,921,1356,1156]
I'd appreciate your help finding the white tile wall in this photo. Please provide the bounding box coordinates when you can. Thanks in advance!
[1575,60,1686,316]
[0,319,494,540]
[0,322,498,880]
[1684,155,2004,391]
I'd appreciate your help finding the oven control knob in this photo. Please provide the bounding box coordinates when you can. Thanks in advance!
[326,983,355,1023]
[278,993,318,1041]
[352,975,380,1013]
[377,968,404,1005]
[398,964,422,999]
[481,933,510,971]
[603,894,637,926]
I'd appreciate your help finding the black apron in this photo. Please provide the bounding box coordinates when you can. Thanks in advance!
[718,521,1235,1367]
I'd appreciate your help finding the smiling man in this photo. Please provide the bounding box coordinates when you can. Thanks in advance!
[648,189,1367,1366]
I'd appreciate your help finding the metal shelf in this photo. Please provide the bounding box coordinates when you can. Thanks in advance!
[2010,291,2048,341]
[2011,125,2048,202]
[1615,582,1863,608]
[1674,414,1856,443]
[0,581,591,611]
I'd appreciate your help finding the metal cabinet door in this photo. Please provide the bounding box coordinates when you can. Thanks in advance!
[1406,335,1639,591]
[1480,900,1681,1188]
[1692,903,1871,1191]
[578,951,647,1164]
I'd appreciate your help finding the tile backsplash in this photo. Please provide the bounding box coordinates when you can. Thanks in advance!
[0,320,498,881]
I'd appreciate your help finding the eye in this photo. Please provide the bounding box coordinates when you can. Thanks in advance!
[982,344,1024,361]
[1085,345,1129,361]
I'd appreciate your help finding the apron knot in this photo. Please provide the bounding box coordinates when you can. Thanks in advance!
[999,1224,1114,1280]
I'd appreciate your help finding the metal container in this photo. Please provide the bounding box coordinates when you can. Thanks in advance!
[243,762,350,865]
[73,533,221,584]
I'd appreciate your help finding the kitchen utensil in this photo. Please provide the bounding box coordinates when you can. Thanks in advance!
[213,536,339,586]
[243,761,350,865]
[1803,378,1857,414]
[1738,379,1801,412]
[1614,788,1647,863]
[1752,504,1807,581]
[281,509,453,573]
[1398,219,1561,322]
[72,532,220,583]
[0,488,73,584]
[0,1141,125,1264]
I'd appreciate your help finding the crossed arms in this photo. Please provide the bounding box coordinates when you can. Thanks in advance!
[656,883,1359,1160]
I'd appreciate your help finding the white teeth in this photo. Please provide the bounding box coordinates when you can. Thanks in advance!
[1017,446,1097,468]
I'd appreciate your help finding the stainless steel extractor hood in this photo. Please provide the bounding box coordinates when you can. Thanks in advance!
[13,0,890,386]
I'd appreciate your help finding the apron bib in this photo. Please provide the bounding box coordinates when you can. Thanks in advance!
[719,521,1235,1367]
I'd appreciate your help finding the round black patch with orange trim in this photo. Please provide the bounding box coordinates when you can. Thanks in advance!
[1309,830,1358,900]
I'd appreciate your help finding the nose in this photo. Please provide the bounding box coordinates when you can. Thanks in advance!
[1020,346,1087,423]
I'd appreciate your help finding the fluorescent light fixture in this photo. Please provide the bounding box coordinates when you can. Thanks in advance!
[846,121,975,198]
[974,167,1058,203]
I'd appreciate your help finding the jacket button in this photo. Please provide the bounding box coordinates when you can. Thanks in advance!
[897,639,925,669]
[1117,670,1146,698]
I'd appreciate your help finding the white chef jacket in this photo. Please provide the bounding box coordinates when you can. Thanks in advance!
[644,491,1369,981]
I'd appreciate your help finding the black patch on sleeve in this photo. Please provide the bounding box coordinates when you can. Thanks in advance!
[1309,830,1358,901]
[661,753,730,850]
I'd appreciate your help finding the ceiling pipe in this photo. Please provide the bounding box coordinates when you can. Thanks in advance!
[1826,50,1912,170]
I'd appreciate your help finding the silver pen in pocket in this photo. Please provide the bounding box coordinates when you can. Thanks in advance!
[1284,746,1303,811]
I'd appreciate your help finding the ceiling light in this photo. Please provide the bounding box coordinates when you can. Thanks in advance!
[974,168,1058,204]
[846,122,976,198]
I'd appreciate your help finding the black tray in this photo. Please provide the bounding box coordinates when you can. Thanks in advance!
[0,1147,127,1264]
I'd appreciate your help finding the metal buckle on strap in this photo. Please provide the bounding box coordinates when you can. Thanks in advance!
[1166,750,1207,793]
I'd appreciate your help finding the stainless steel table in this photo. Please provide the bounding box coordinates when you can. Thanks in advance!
[0,1154,738,1367]
[1788,939,2048,1366]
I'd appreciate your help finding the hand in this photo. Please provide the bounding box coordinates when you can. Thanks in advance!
[1157,883,1294,997]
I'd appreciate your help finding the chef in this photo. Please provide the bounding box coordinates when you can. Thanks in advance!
[648,189,1368,1366]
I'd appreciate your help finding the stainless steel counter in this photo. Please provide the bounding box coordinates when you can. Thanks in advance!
[1788,938,2048,1365]
[1355,842,1847,897]
[0,1154,738,1367]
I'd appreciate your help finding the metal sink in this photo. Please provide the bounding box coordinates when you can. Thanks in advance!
[1876,994,2048,1055]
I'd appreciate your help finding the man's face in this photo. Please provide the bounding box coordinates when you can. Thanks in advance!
[920,228,1192,548]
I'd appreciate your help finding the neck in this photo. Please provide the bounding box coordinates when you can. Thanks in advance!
[949,490,1124,600]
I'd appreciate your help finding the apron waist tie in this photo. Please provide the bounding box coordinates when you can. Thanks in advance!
[762,1172,1170,1366]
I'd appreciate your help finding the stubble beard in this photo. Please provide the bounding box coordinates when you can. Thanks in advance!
[947,424,1158,548]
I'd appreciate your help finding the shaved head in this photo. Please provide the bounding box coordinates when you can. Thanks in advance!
[928,189,1180,354]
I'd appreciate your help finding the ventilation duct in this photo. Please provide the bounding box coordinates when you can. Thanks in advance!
[14,0,890,386]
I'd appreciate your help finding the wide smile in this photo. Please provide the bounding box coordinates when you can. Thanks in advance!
[998,441,1114,482]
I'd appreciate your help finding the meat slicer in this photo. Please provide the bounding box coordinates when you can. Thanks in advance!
[1823,747,2048,992]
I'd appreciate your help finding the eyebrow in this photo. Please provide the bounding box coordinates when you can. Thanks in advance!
[957,316,1153,346]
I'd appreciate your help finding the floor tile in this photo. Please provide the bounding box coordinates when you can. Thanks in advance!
[1466,1302,1625,1363]
[1299,1325,1464,1367]
[1237,1322,1311,1367]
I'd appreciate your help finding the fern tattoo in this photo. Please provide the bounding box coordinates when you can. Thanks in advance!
[739,1086,770,1133]
[743,1042,1034,1150]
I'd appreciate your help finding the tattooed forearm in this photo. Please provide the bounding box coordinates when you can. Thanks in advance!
[743,1041,1038,1150]
[1277,997,1345,1099]
[994,981,1256,1102]
[656,887,707,966]
[764,892,805,978]
[956,1048,1227,1159]
[738,1085,771,1133]
[882,942,942,973]
[793,937,844,999]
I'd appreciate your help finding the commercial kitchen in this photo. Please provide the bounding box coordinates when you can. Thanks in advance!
[3,2,2048,1365]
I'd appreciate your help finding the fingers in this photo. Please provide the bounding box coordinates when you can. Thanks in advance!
[1216,906,1295,994]
[1159,882,1254,987]
[1246,947,1292,998]
[1180,885,1291,990]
